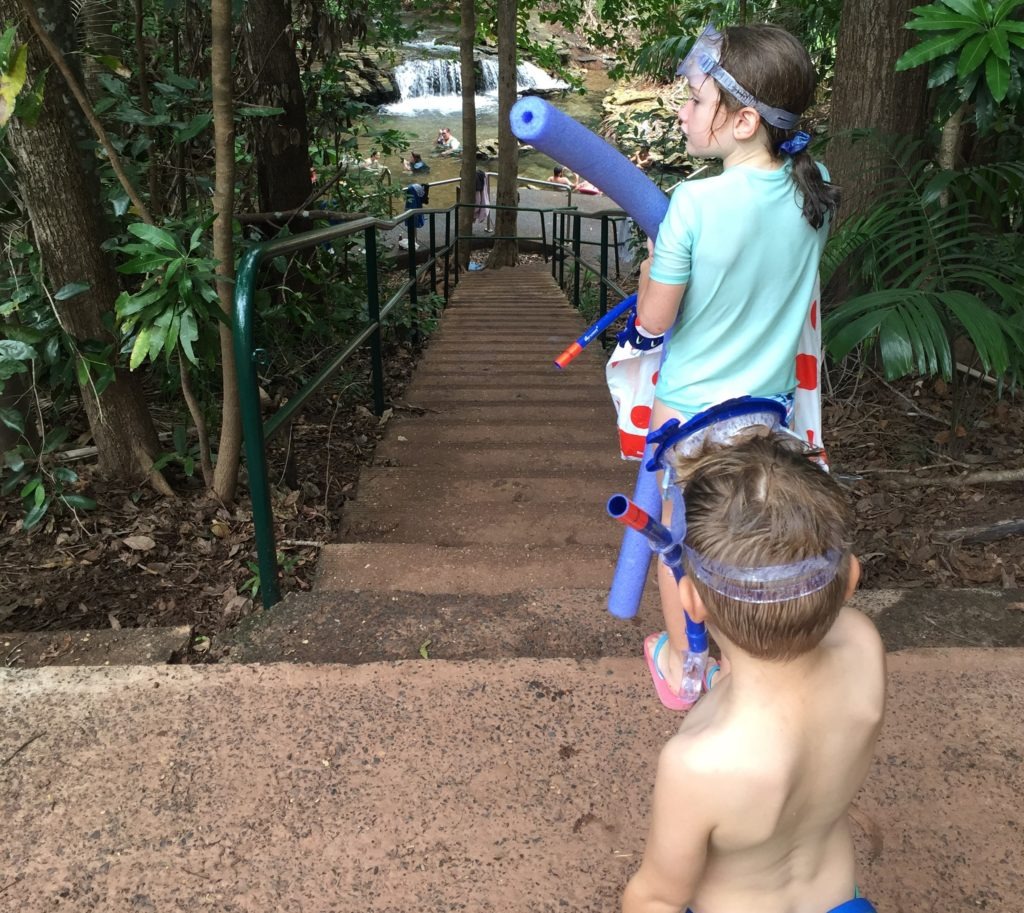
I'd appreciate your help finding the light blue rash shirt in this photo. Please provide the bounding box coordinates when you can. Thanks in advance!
[648,160,830,417]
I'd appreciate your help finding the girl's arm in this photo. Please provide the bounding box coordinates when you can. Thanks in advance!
[636,251,686,336]
[622,736,714,913]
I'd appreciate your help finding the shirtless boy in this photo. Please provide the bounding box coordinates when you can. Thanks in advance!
[623,435,886,913]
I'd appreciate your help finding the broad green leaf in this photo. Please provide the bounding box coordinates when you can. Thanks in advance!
[0,405,24,433]
[988,25,1011,60]
[179,310,198,364]
[75,354,90,387]
[0,43,28,128]
[0,339,35,361]
[146,322,168,361]
[993,0,1024,21]
[41,426,68,454]
[4,447,25,472]
[878,311,916,379]
[940,290,1010,372]
[906,10,977,30]
[112,194,131,217]
[60,493,97,511]
[896,29,976,70]
[130,328,151,370]
[97,55,131,78]
[0,27,15,67]
[22,499,49,531]
[956,32,990,77]
[54,281,90,301]
[985,51,1010,100]
[52,466,78,484]
[127,221,181,253]
[15,67,47,127]
[235,105,285,118]
[173,112,212,142]
[938,0,984,17]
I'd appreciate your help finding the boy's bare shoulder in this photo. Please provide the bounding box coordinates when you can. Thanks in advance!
[826,606,885,664]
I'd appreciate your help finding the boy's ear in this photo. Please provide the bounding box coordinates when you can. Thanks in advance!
[678,574,708,624]
[732,106,762,141]
[844,555,862,601]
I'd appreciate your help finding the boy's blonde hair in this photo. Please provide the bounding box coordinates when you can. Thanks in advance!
[681,434,854,661]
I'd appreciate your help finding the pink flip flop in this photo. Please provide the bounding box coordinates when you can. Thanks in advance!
[644,632,698,711]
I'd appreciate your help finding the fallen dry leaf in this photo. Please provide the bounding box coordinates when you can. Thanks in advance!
[123,535,156,551]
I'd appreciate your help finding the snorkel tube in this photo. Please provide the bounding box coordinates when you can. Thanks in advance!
[511,97,670,619]
[607,495,708,657]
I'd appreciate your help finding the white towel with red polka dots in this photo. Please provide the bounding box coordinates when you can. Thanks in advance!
[606,282,824,461]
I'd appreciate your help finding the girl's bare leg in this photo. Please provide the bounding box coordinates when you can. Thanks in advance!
[650,398,688,693]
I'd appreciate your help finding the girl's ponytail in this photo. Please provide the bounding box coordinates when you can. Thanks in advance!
[781,138,840,231]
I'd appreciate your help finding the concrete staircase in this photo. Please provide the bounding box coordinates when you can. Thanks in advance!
[228,261,664,664]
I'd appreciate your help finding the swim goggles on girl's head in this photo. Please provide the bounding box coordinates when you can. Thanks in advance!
[676,23,801,131]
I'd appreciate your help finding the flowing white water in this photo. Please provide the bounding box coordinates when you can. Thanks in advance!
[381,57,569,116]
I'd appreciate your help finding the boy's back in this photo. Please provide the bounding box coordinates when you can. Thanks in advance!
[672,608,884,913]
[623,437,886,913]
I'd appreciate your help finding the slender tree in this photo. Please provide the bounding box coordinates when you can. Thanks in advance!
[486,0,519,268]
[2,0,164,484]
[458,0,478,269]
[210,0,241,502]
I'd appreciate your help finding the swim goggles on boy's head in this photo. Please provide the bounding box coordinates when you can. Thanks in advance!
[683,546,844,603]
[645,396,790,475]
[676,23,801,131]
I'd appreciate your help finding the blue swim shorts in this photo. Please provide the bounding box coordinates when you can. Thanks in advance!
[686,898,876,913]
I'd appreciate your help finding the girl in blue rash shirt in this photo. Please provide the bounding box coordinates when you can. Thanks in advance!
[634,23,840,710]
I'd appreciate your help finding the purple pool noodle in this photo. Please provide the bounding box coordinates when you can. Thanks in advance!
[510,96,673,619]
[510,97,669,239]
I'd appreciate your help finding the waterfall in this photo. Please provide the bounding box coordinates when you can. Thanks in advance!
[382,56,568,116]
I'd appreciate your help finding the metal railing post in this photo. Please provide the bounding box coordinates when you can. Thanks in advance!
[233,246,281,609]
[428,211,437,294]
[599,215,610,342]
[572,213,582,309]
[406,215,420,343]
[365,227,386,415]
[550,210,557,280]
[443,208,451,300]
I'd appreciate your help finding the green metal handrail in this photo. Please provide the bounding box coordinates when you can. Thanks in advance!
[234,209,456,607]
[550,208,632,344]
[234,193,629,609]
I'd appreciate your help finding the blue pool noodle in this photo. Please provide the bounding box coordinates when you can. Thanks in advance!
[510,96,671,619]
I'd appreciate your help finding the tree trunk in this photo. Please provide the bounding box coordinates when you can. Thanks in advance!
[210,0,242,503]
[3,0,162,482]
[458,0,478,269]
[240,0,313,225]
[828,0,929,221]
[78,0,120,100]
[486,0,519,269]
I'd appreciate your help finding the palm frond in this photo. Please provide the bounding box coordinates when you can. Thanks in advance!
[825,133,1024,381]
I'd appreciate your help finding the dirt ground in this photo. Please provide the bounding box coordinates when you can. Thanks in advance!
[3,297,1024,647]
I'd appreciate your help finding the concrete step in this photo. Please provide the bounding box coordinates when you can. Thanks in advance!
[389,404,616,424]
[352,468,633,507]
[3,625,192,669]
[226,587,657,664]
[372,441,622,471]
[380,419,612,448]
[401,388,611,407]
[341,500,623,547]
[316,543,629,593]
[400,362,607,381]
